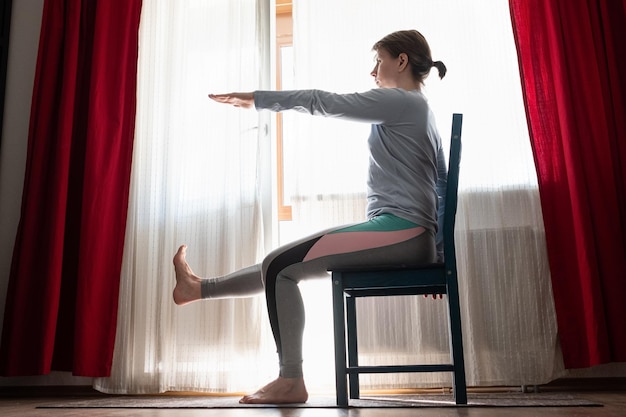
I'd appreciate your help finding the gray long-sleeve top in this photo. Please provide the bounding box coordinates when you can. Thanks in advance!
[254,88,445,234]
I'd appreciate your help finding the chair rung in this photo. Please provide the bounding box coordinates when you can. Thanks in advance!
[345,286,447,297]
[346,364,454,374]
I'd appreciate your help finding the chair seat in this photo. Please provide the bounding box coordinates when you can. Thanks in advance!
[336,265,448,296]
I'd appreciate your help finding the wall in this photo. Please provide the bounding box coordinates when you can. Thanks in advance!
[0,0,42,337]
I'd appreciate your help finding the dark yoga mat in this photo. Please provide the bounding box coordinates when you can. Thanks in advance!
[37,393,603,409]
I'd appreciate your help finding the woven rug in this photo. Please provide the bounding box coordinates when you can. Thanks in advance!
[37,393,602,408]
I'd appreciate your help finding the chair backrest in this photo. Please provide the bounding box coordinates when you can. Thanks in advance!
[442,114,463,267]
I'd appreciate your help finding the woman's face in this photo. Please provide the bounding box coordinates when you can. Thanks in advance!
[371,48,400,88]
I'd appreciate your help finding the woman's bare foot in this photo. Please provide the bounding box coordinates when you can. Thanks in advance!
[172,245,202,305]
[239,376,308,404]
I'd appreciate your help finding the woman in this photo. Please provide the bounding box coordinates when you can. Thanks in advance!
[173,29,447,404]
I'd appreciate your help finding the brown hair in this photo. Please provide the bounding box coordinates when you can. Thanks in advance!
[372,30,446,85]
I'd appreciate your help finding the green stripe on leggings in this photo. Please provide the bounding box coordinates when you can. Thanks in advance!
[330,213,420,233]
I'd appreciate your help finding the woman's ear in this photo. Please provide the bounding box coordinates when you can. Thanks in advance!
[398,53,409,72]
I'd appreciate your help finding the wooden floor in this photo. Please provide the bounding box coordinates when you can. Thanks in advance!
[1,383,625,417]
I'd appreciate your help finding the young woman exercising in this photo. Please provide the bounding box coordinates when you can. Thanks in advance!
[173,29,447,404]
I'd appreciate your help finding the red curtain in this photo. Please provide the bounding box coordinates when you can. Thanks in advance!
[0,0,142,377]
[510,0,626,368]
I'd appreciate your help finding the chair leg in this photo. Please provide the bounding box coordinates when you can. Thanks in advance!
[332,272,348,407]
[446,274,467,404]
[346,294,360,399]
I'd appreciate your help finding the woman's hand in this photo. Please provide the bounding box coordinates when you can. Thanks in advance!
[208,92,255,109]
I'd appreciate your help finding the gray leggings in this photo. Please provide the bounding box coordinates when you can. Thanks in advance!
[201,225,436,378]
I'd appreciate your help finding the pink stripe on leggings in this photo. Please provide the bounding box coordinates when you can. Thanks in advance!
[303,227,426,262]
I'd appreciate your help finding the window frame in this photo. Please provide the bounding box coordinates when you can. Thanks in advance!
[275,1,293,221]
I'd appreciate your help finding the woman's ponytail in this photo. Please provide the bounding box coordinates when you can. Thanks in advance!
[432,60,447,79]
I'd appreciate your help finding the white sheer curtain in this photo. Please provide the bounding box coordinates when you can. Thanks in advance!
[95,0,274,394]
[286,0,566,390]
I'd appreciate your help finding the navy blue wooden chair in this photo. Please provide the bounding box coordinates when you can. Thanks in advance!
[330,113,466,407]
